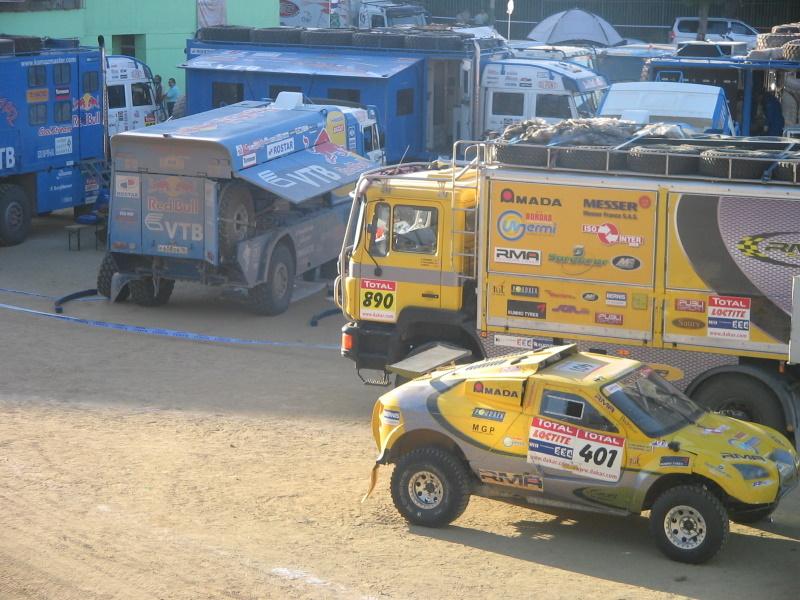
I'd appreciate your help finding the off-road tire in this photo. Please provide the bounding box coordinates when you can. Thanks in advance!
[729,504,777,525]
[0,183,32,246]
[353,31,406,49]
[248,243,295,316]
[250,27,304,44]
[196,26,253,42]
[699,149,780,180]
[627,144,701,175]
[757,32,800,49]
[691,374,785,431]
[650,484,729,564]
[390,446,471,527]
[774,157,800,183]
[0,38,14,56]
[218,182,255,262]
[96,253,129,301]
[783,40,800,62]
[773,24,800,34]
[300,29,354,46]
[404,33,466,51]
[495,143,549,167]
[5,35,43,53]
[128,277,175,307]
[556,146,617,171]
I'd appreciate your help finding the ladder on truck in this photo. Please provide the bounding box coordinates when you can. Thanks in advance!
[448,140,485,283]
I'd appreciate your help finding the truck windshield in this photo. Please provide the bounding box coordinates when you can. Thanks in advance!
[602,367,704,438]
[388,12,426,26]
[575,90,603,117]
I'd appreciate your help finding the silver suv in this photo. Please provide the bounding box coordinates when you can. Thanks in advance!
[670,17,758,49]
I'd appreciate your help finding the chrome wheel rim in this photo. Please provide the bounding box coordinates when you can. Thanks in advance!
[273,263,289,298]
[408,470,444,509]
[664,505,707,550]
[231,205,250,240]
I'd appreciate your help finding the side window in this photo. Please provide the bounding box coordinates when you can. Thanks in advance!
[83,71,99,94]
[491,91,524,116]
[536,94,571,119]
[131,82,153,106]
[28,103,47,125]
[211,81,244,108]
[396,88,414,116]
[392,205,438,254]
[54,100,72,123]
[368,202,390,257]
[107,85,126,109]
[707,21,728,34]
[677,20,698,33]
[371,15,385,28]
[541,389,617,432]
[53,63,71,86]
[28,65,46,87]
[731,22,751,35]
[328,88,361,103]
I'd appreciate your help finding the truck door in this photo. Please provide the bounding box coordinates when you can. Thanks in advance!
[358,199,443,323]
[76,54,103,160]
[484,88,527,133]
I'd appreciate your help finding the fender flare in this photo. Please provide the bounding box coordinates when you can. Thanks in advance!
[390,307,484,363]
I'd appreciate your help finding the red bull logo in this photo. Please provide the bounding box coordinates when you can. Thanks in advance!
[307,130,348,165]
[74,93,100,111]
[0,98,18,127]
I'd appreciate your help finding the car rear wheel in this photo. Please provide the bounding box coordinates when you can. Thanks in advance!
[650,484,728,564]
[390,446,471,527]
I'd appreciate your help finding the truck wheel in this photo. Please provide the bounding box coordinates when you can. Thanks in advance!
[555,146,613,171]
[650,484,728,564]
[691,374,785,431]
[699,149,781,180]
[96,253,129,301]
[758,32,800,49]
[352,31,405,49]
[0,184,32,246]
[729,504,777,525]
[219,183,254,262]
[196,25,253,42]
[300,29,354,46]
[128,277,174,307]
[248,243,295,315]
[495,143,548,167]
[390,446,471,528]
[627,144,701,175]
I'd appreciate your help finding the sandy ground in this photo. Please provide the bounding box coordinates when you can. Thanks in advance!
[0,214,797,599]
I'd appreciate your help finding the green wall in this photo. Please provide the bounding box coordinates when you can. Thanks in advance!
[0,0,278,88]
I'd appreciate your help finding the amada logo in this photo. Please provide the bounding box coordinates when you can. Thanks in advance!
[473,381,519,398]
[494,247,541,266]
[497,210,556,241]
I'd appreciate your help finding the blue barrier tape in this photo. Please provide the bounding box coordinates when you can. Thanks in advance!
[0,301,339,351]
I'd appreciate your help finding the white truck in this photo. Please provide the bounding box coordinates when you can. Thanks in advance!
[280,0,427,29]
[105,55,165,136]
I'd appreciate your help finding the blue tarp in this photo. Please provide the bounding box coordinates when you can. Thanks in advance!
[183,50,422,79]
[236,142,375,204]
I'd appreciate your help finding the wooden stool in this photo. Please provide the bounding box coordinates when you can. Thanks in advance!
[66,223,93,250]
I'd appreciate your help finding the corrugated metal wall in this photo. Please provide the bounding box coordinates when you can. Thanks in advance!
[426,1,800,41]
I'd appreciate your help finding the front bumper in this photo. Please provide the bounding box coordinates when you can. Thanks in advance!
[341,321,397,371]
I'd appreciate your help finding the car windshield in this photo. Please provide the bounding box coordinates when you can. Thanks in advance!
[602,367,705,437]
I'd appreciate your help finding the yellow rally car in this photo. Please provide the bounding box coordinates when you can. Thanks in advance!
[365,345,800,563]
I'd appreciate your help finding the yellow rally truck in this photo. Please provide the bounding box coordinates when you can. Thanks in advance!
[335,138,800,444]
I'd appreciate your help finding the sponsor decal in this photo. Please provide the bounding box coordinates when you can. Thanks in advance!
[728,435,760,451]
[472,382,518,399]
[494,247,541,266]
[752,480,773,487]
[145,214,203,241]
[478,469,543,491]
[266,137,295,160]
[545,290,575,299]
[507,300,546,319]
[648,363,685,382]
[73,92,99,111]
[258,163,342,189]
[736,232,800,267]
[672,317,705,330]
[595,312,623,326]
[147,196,200,215]
[26,88,49,103]
[721,452,765,461]
[0,146,16,170]
[552,304,589,315]
[493,334,550,350]
[605,291,627,307]
[380,408,401,426]
[54,136,72,156]
[0,98,18,127]
[582,292,599,302]
[37,124,73,137]
[582,198,642,220]
[499,188,561,207]
[707,295,750,340]
[528,417,625,482]
[502,436,527,448]
[242,153,256,168]
[632,293,648,310]
[497,210,557,240]
[660,456,690,467]
[676,298,705,313]
[581,222,644,247]
[359,279,397,322]
[472,423,496,435]
[156,243,189,255]
[115,175,140,199]
[55,87,70,98]
[548,248,608,268]
[556,361,600,374]
[115,208,137,223]
[472,407,506,421]
[511,284,539,298]
[491,283,506,296]
[611,255,641,271]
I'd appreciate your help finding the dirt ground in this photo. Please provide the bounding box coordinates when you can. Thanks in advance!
[0,214,798,599]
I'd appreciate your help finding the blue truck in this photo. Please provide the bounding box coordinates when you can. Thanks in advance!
[99,92,382,314]
[181,28,606,163]
[0,35,162,245]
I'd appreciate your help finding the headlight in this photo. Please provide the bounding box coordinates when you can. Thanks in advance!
[733,463,770,480]
[769,449,795,467]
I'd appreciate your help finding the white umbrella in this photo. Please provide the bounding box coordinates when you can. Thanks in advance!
[527,9,624,47]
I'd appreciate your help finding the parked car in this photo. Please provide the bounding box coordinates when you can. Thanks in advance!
[670,17,759,49]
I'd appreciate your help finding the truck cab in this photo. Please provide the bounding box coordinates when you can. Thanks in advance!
[105,55,165,137]
[482,59,608,133]
[358,1,428,29]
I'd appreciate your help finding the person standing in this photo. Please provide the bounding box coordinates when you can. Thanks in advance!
[165,77,181,116]
[153,74,164,105]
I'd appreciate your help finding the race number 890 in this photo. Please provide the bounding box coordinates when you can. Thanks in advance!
[362,291,394,309]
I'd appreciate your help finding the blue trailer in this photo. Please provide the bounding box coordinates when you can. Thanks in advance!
[0,36,163,245]
[100,93,382,314]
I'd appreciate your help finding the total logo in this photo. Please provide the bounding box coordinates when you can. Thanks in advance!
[497,210,557,241]
[581,222,644,248]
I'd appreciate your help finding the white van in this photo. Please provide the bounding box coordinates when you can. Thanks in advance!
[597,81,737,135]
[105,55,165,136]
[482,59,608,133]
[670,17,758,49]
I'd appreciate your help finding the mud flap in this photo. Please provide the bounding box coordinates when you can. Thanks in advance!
[110,272,136,302]
[362,463,380,503]
[387,343,473,381]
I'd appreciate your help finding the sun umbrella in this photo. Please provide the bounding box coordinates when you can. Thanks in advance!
[527,9,624,47]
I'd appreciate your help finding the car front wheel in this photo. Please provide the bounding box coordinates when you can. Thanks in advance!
[390,446,471,527]
[650,484,729,564]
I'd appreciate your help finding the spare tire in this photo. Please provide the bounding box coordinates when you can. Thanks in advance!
[783,39,800,62]
[352,31,406,49]
[4,35,43,53]
[757,32,800,49]
[699,149,783,180]
[250,27,303,44]
[219,182,255,262]
[773,157,800,183]
[556,146,620,171]
[0,38,13,56]
[196,25,253,42]
[627,144,701,175]
[404,32,466,51]
[495,143,549,167]
[300,29,354,46]
[773,24,800,34]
